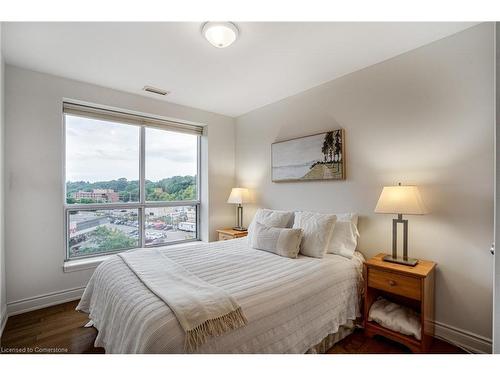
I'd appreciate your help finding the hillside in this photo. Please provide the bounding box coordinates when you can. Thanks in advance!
[66,175,197,203]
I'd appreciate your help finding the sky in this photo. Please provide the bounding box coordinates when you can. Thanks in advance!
[65,115,197,182]
[272,133,325,167]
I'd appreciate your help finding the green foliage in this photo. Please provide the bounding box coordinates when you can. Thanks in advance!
[79,198,97,204]
[66,175,196,203]
[79,226,136,253]
[145,175,196,201]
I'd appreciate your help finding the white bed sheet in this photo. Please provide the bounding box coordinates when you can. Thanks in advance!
[77,237,364,353]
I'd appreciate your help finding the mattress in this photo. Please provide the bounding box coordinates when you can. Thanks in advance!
[77,237,364,353]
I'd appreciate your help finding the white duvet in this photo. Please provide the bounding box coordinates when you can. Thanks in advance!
[77,238,364,353]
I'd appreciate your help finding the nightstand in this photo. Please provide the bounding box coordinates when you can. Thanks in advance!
[363,253,436,353]
[216,228,248,241]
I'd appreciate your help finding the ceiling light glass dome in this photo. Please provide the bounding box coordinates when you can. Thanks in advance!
[202,22,239,48]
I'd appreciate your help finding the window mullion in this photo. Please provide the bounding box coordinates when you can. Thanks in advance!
[140,125,146,247]
[140,125,146,204]
[143,200,200,208]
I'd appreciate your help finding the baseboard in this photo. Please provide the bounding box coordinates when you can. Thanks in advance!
[433,320,492,354]
[6,286,86,316]
[0,305,7,339]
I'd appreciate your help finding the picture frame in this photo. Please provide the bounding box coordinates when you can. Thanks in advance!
[271,129,345,182]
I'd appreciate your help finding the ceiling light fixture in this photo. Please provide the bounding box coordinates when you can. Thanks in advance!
[202,22,239,48]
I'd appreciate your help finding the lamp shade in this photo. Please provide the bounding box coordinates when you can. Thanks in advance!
[227,188,250,204]
[374,185,427,215]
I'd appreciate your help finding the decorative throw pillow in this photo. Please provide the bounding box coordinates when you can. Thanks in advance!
[327,213,360,259]
[293,211,337,258]
[250,222,303,258]
[247,208,294,241]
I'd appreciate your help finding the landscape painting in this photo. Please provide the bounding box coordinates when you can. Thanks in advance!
[271,130,345,182]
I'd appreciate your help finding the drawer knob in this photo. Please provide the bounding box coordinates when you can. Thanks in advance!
[388,280,396,286]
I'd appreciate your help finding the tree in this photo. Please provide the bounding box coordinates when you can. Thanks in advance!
[79,198,96,204]
[79,226,136,253]
[333,130,342,163]
[67,175,197,203]
[323,132,334,162]
[321,138,328,162]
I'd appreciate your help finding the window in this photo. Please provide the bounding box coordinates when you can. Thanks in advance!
[64,102,202,260]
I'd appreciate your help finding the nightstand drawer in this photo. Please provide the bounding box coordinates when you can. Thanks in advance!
[219,233,234,241]
[368,268,421,300]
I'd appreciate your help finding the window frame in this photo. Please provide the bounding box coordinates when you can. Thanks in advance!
[63,103,202,261]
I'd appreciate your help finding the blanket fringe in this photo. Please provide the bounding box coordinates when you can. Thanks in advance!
[185,307,248,352]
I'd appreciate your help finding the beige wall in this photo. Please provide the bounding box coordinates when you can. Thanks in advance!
[236,23,494,345]
[4,65,235,312]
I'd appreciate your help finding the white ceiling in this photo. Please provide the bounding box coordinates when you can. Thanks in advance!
[3,22,477,117]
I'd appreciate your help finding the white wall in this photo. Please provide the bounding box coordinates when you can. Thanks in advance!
[0,23,7,336]
[4,65,235,313]
[236,23,495,351]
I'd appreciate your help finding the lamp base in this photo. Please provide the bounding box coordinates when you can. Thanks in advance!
[383,255,419,267]
[232,226,247,232]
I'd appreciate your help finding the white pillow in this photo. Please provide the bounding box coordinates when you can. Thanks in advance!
[327,213,359,259]
[247,208,294,241]
[336,213,359,227]
[368,297,421,340]
[293,211,337,258]
[251,222,303,258]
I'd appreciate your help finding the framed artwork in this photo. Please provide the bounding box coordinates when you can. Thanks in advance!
[271,129,345,182]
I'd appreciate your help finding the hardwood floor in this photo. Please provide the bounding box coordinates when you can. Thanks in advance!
[0,300,466,354]
[1,301,104,354]
[327,329,466,354]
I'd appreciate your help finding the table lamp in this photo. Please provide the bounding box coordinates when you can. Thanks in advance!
[374,183,427,266]
[227,188,250,231]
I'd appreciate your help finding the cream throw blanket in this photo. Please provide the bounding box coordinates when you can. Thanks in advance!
[118,249,247,351]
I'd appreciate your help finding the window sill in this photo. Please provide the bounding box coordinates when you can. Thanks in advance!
[63,240,203,273]
[63,255,111,273]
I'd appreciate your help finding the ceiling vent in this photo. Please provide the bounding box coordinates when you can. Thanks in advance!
[142,86,170,96]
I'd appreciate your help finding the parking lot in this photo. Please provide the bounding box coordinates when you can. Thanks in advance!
[68,210,196,257]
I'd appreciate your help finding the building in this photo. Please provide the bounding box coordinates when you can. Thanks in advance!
[73,189,119,203]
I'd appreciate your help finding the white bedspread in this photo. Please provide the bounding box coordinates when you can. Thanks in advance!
[77,238,364,353]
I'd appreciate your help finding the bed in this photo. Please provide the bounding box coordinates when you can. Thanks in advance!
[77,237,364,353]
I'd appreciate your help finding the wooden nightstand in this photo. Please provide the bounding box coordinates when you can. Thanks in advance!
[216,228,248,241]
[363,253,436,353]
